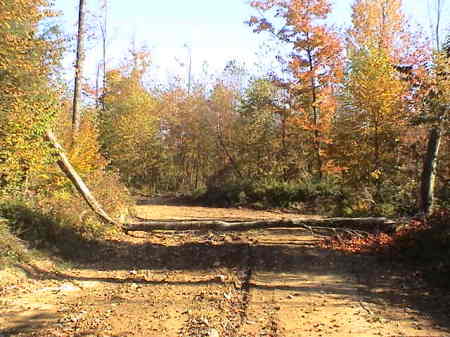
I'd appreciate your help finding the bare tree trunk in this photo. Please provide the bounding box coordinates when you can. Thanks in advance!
[126,217,395,233]
[45,130,120,227]
[419,126,442,216]
[100,0,108,111]
[419,0,445,217]
[306,43,322,179]
[95,63,100,109]
[72,0,87,135]
[436,0,442,51]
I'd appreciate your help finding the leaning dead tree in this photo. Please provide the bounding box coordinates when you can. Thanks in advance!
[46,130,120,227]
[46,130,397,236]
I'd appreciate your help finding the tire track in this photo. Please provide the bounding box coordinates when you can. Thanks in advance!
[178,239,257,337]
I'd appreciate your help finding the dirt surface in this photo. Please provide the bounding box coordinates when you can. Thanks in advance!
[1,200,449,337]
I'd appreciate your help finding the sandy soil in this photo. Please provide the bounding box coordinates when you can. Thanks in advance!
[1,201,449,337]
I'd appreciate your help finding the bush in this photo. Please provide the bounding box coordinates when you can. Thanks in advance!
[0,124,132,251]
[0,216,32,269]
[36,168,131,241]
[333,178,418,217]
[0,192,123,260]
[21,109,133,241]
[198,175,343,212]
[0,199,60,242]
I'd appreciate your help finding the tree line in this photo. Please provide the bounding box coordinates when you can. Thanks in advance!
[0,0,449,235]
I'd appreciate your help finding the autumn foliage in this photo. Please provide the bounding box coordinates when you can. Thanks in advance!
[0,0,449,255]
[0,0,61,192]
[248,0,344,177]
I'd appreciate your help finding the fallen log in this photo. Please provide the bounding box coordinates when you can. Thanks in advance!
[131,216,265,223]
[124,217,395,233]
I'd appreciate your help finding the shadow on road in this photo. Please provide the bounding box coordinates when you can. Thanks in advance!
[14,230,450,334]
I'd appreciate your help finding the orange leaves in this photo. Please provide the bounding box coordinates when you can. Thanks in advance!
[348,0,421,66]
[320,230,393,254]
[68,117,108,175]
[320,218,436,255]
[248,0,344,177]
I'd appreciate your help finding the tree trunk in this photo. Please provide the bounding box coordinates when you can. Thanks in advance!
[100,0,108,111]
[45,130,120,227]
[125,217,395,233]
[72,0,87,135]
[419,126,442,216]
[306,45,322,179]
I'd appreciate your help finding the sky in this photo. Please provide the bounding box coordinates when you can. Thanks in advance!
[53,0,450,86]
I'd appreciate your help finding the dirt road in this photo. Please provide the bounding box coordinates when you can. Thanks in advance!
[1,201,449,337]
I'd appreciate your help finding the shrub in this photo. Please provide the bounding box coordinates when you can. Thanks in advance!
[198,175,343,212]
[36,168,131,241]
[0,216,32,269]
[26,109,133,240]
[0,109,132,255]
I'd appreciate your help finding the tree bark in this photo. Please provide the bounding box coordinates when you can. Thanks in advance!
[125,217,395,233]
[72,0,87,135]
[419,126,442,216]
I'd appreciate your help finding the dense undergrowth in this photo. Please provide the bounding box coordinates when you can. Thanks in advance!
[0,180,130,269]
[0,114,132,269]
[197,175,423,217]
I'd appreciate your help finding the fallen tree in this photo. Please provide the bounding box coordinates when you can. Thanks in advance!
[125,217,395,233]
[46,129,397,236]
[46,130,120,227]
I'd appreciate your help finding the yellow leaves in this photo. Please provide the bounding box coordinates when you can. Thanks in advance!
[349,48,406,124]
[0,0,60,193]
[370,169,382,180]
[99,67,162,185]
[349,0,406,58]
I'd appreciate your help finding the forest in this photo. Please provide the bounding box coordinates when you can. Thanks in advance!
[1,0,449,233]
[1,0,450,336]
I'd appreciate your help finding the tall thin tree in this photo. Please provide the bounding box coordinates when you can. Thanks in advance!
[72,0,87,136]
[419,0,447,217]
[97,0,108,110]
[101,0,108,98]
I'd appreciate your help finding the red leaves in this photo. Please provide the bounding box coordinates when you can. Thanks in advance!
[320,232,394,254]
[320,218,433,255]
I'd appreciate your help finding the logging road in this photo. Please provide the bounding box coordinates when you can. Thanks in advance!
[1,200,449,337]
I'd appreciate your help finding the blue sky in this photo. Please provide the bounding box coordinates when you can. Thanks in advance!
[53,0,449,85]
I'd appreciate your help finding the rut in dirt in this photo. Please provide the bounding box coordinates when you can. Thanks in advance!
[177,239,255,337]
